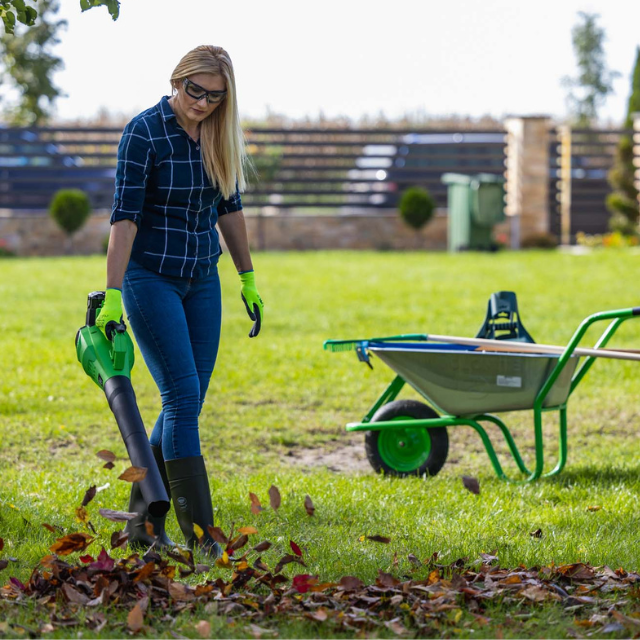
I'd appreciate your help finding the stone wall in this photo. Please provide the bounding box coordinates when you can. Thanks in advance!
[0,209,511,256]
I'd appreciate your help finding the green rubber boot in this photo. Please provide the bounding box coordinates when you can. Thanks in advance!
[124,445,175,551]
[164,455,222,558]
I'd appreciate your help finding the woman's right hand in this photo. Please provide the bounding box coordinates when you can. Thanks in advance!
[95,288,124,339]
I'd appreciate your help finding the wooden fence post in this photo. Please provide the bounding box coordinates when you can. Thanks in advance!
[504,116,552,248]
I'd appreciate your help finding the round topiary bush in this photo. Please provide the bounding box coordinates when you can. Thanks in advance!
[49,189,91,236]
[399,186,435,230]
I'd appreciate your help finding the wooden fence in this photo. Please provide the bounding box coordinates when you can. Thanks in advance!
[548,127,630,240]
[0,127,506,212]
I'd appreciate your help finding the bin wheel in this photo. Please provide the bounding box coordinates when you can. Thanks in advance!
[365,400,448,477]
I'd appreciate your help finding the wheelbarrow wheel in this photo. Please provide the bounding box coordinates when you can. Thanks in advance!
[365,400,448,477]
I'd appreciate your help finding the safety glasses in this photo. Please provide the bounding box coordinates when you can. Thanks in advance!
[182,78,227,104]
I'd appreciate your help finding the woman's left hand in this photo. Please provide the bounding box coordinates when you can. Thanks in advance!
[239,271,264,338]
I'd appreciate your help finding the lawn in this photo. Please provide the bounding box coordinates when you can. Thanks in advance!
[1,249,640,638]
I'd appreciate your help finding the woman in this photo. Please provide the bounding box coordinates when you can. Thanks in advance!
[96,45,263,557]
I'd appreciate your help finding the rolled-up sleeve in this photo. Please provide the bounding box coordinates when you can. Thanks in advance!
[217,185,242,216]
[111,121,154,227]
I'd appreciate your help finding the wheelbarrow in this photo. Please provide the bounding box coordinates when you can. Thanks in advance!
[324,292,640,482]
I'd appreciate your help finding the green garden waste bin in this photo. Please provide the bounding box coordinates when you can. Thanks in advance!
[442,173,506,252]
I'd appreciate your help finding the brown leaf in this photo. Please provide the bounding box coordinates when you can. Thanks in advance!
[339,575,364,591]
[75,506,89,523]
[304,495,315,516]
[41,523,63,534]
[0,560,9,571]
[249,492,263,515]
[103,461,115,470]
[96,450,116,463]
[144,521,155,537]
[81,485,97,507]
[0,538,3,552]
[530,528,543,538]
[377,570,400,588]
[519,585,549,602]
[118,466,148,482]
[50,532,94,556]
[385,619,408,636]
[228,534,249,552]
[62,583,89,605]
[587,505,602,512]
[253,540,272,553]
[268,485,281,510]
[133,561,156,583]
[366,535,391,544]
[238,526,258,535]
[248,624,277,639]
[127,604,144,632]
[195,620,211,638]
[462,475,480,494]
[98,508,140,522]
[408,553,422,567]
[110,530,129,550]
[208,526,229,545]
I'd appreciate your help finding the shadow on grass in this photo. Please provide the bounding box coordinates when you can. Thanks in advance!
[547,464,640,487]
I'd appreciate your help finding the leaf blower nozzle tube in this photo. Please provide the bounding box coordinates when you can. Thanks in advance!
[76,291,170,519]
[104,376,170,518]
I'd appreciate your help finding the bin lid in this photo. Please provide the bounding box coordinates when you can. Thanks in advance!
[442,172,505,185]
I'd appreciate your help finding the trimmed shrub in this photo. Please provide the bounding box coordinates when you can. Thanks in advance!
[49,189,91,236]
[520,232,559,249]
[399,186,435,230]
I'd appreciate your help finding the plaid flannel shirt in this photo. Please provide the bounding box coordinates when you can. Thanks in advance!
[111,96,242,279]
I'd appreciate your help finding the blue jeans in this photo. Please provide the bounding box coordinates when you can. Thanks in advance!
[122,259,222,461]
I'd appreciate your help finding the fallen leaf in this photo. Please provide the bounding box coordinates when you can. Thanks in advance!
[75,506,89,523]
[253,540,272,553]
[249,492,263,515]
[81,485,97,507]
[96,450,116,463]
[229,534,249,552]
[366,535,391,544]
[339,575,364,591]
[530,528,543,538]
[195,620,211,638]
[248,623,276,638]
[238,526,258,535]
[98,508,139,522]
[41,524,58,533]
[118,467,148,482]
[62,582,89,605]
[103,461,115,470]
[215,551,233,569]
[79,554,94,563]
[462,476,480,495]
[290,540,303,556]
[0,560,8,571]
[304,495,315,516]
[408,553,422,567]
[50,532,94,556]
[208,526,229,544]
[193,523,204,540]
[587,505,602,512]
[268,485,281,511]
[127,604,144,632]
[385,619,408,636]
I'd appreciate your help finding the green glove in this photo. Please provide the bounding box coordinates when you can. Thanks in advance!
[239,271,264,338]
[95,288,125,340]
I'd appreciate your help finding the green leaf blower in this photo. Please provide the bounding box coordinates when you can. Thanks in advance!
[75,292,170,518]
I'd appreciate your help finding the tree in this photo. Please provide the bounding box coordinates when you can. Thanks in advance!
[0,0,66,125]
[606,47,640,234]
[562,12,619,126]
[1,0,119,34]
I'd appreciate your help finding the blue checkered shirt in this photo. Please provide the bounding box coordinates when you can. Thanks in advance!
[111,96,242,279]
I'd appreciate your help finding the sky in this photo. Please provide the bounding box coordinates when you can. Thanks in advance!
[40,0,640,125]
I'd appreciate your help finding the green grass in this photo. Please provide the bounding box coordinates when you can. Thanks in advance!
[2,249,640,638]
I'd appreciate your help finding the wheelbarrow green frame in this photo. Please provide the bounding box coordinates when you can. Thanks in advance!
[331,307,640,483]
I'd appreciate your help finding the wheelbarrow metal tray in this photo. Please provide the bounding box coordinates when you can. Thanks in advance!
[368,343,579,415]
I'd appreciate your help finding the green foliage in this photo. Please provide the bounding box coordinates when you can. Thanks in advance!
[1,0,119,33]
[398,186,435,230]
[562,12,619,126]
[0,0,65,125]
[248,145,282,185]
[607,49,640,234]
[79,0,120,20]
[0,0,37,34]
[49,189,91,235]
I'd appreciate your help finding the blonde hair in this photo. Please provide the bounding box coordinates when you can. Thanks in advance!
[170,45,247,200]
